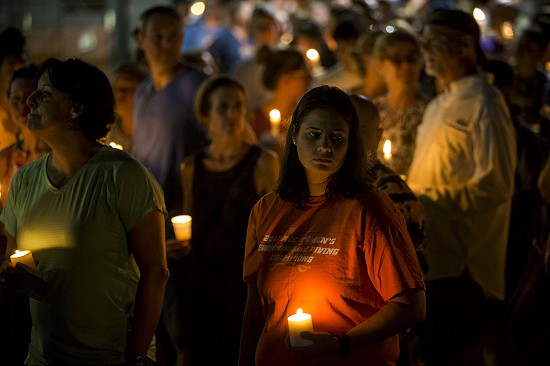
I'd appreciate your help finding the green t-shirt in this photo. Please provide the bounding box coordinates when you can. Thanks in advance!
[0,146,166,365]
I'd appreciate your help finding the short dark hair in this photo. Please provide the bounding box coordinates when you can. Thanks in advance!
[260,47,307,90]
[139,5,182,34]
[38,58,115,142]
[426,8,487,67]
[277,85,374,206]
[194,74,246,124]
[113,63,148,83]
[8,64,38,97]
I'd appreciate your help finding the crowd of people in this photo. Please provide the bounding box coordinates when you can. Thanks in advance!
[0,0,549,365]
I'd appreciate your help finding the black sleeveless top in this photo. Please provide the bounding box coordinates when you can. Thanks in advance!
[191,145,262,263]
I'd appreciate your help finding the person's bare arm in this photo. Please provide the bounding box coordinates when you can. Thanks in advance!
[292,289,426,358]
[126,210,170,358]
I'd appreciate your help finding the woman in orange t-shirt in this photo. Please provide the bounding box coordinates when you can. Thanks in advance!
[239,85,426,366]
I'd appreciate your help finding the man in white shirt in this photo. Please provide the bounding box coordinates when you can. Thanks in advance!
[407,8,517,366]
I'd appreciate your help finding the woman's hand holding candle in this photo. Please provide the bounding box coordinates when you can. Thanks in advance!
[285,330,345,358]
[166,238,192,260]
[10,250,36,269]
[288,308,314,347]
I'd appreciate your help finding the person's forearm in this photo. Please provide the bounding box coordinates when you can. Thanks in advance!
[346,290,425,348]
[127,267,169,356]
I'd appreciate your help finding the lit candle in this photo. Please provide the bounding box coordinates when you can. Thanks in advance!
[383,139,392,161]
[10,250,36,269]
[109,142,123,150]
[288,308,313,347]
[269,109,281,137]
[171,215,192,241]
[306,48,322,75]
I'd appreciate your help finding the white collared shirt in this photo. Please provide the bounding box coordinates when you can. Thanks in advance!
[408,73,517,300]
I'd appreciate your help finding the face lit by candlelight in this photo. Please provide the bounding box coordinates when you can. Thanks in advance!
[294,108,349,181]
[26,72,77,136]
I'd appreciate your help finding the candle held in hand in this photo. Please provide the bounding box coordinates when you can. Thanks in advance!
[171,215,192,241]
[288,308,313,347]
[10,250,36,269]
[269,109,281,137]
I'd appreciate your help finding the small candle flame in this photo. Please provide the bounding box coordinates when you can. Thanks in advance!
[270,109,281,137]
[306,49,320,62]
[109,142,123,150]
[12,250,29,258]
[297,308,303,314]
[383,139,392,160]
[269,109,281,123]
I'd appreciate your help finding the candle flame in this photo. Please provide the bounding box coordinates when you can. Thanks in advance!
[269,109,281,123]
[297,308,303,314]
[12,250,30,258]
[306,48,320,62]
[383,139,392,156]
[109,142,123,150]
[172,215,192,224]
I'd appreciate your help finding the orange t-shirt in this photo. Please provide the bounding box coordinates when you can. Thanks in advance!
[244,187,425,366]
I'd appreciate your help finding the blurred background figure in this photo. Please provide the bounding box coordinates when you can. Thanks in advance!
[0,27,28,190]
[372,28,428,178]
[177,75,279,366]
[354,29,387,100]
[133,5,209,365]
[104,63,148,153]
[485,55,550,366]
[0,64,46,366]
[133,5,209,217]
[208,0,255,74]
[312,10,366,91]
[250,46,312,151]
[290,16,337,75]
[480,0,519,62]
[351,92,427,366]
[407,9,517,366]
[233,2,282,111]
[181,0,231,54]
[351,92,427,273]
[509,23,549,136]
[1,65,50,209]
